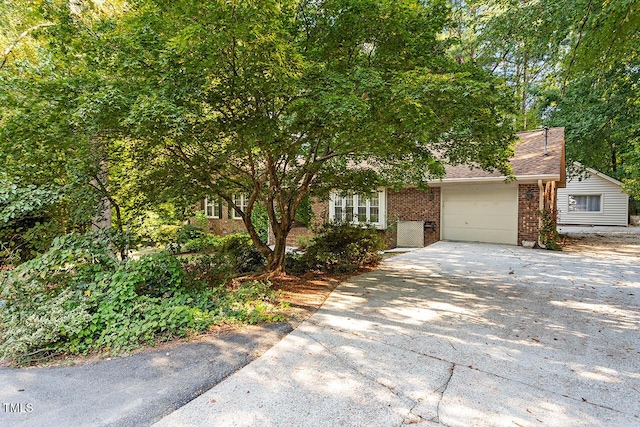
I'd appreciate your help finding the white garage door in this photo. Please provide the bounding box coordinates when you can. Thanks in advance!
[442,184,518,245]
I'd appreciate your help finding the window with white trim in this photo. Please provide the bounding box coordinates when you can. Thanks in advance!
[204,198,222,219]
[568,195,601,212]
[232,194,249,219]
[330,191,385,228]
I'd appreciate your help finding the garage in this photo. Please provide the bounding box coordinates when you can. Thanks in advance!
[441,184,518,245]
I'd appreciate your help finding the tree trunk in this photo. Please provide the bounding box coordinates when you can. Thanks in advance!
[241,208,273,260]
[266,233,287,275]
[112,202,128,260]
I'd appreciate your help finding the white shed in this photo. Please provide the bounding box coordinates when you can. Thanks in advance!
[557,165,629,226]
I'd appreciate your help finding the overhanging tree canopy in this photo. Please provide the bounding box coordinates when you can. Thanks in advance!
[449,0,640,197]
[1,0,517,272]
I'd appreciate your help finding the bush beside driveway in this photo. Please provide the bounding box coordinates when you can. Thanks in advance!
[156,241,640,427]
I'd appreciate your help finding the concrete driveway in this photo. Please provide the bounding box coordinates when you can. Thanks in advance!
[156,241,640,427]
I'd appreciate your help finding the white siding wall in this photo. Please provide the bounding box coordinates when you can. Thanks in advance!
[557,174,628,226]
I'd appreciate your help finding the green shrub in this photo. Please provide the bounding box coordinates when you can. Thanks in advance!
[177,224,205,242]
[120,252,185,298]
[216,234,265,273]
[0,231,117,363]
[0,231,283,365]
[74,265,214,354]
[0,289,91,363]
[0,180,64,265]
[149,223,210,253]
[181,254,234,289]
[292,223,384,274]
[191,210,209,231]
[0,231,117,299]
[295,234,313,250]
[133,212,166,247]
[152,224,181,247]
[212,280,286,324]
[183,235,220,253]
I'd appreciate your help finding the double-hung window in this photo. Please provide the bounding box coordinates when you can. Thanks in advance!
[331,191,385,228]
[232,194,249,219]
[204,198,222,219]
[568,195,602,212]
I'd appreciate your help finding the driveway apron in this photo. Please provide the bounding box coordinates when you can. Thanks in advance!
[156,241,640,427]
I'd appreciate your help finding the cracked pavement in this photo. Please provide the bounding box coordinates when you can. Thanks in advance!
[154,241,640,426]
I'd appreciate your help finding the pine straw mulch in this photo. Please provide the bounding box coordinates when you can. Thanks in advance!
[269,272,344,327]
[266,265,378,327]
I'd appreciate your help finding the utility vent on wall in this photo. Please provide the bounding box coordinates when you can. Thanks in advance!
[396,221,425,248]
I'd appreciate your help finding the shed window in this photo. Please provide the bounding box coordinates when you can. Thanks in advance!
[569,195,601,212]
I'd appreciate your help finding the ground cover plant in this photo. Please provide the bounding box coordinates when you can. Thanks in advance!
[0,209,385,366]
[0,230,284,365]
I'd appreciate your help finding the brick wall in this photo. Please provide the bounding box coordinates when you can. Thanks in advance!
[284,226,315,247]
[264,197,329,246]
[386,187,441,248]
[517,184,540,244]
[311,197,329,228]
[267,221,318,247]
[307,188,441,249]
[194,201,248,236]
[198,185,550,249]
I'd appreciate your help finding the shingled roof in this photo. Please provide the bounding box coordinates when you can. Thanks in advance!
[443,127,566,186]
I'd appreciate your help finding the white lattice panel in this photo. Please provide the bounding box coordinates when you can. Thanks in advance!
[396,221,424,247]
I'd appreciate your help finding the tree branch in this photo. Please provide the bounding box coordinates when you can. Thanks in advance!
[1,23,55,70]
[562,0,593,95]
[491,47,511,74]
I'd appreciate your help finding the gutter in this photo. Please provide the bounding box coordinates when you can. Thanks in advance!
[434,174,560,184]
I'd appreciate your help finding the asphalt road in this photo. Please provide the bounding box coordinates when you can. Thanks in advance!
[0,322,292,427]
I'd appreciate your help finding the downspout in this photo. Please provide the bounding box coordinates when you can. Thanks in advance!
[537,179,546,249]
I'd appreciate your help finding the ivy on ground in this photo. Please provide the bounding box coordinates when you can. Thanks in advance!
[0,231,283,365]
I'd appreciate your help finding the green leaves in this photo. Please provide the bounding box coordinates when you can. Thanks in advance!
[544,65,640,193]
[1,0,518,272]
[453,0,639,197]
[0,181,61,224]
[290,222,385,274]
[0,230,285,364]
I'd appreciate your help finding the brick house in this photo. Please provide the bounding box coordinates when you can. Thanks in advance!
[200,127,566,248]
[198,194,251,236]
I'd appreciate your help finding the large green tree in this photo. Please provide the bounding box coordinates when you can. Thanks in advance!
[457,0,640,197]
[543,65,640,197]
[0,0,132,257]
[2,0,517,273]
[463,0,640,95]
